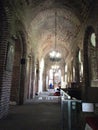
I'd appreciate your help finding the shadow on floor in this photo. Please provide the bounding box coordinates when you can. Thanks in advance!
[0,102,62,130]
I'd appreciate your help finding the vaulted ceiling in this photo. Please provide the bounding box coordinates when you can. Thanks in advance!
[5,0,95,68]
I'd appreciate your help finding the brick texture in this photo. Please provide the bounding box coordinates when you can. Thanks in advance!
[0,4,13,119]
[10,39,21,104]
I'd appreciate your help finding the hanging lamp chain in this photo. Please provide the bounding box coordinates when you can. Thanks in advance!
[55,10,57,49]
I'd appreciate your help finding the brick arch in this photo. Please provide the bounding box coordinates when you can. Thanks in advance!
[10,29,27,105]
[0,4,26,118]
[29,8,80,61]
[10,38,22,104]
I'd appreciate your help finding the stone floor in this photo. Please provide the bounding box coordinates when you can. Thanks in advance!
[0,91,62,130]
[0,102,62,130]
[0,91,85,130]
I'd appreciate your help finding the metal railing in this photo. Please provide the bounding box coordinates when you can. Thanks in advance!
[61,90,82,130]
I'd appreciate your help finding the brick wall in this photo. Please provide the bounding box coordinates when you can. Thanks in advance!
[10,39,21,104]
[0,3,13,119]
[0,72,12,119]
[82,0,98,102]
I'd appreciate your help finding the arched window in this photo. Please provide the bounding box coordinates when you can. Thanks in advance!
[78,50,83,82]
[91,33,96,47]
[90,32,97,87]
[83,26,97,88]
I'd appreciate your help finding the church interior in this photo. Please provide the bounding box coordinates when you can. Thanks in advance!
[0,0,98,130]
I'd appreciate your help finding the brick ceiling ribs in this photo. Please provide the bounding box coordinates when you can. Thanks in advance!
[4,0,94,66]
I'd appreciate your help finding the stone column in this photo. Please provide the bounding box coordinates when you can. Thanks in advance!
[96,33,98,79]
[32,59,39,97]
[75,54,80,87]
[43,68,46,91]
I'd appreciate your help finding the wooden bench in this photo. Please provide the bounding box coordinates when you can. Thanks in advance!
[85,116,98,130]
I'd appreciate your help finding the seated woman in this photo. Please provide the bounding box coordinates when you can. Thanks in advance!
[54,86,60,96]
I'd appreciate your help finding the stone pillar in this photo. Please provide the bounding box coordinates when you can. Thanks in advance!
[96,33,98,79]
[67,63,72,87]
[43,68,46,91]
[74,53,80,87]
[62,63,65,82]
[34,60,39,95]
[31,58,38,97]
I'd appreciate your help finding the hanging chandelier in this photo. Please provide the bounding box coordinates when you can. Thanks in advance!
[49,51,61,61]
[49,10,61,62]
[51,65,60,72]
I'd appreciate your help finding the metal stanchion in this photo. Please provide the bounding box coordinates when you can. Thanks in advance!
[61,90,81,130]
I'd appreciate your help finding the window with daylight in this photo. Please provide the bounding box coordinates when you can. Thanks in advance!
[90,32,98,87]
